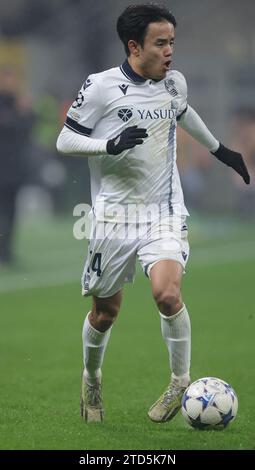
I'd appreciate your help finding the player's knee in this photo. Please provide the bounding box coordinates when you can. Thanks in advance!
[154,287,182,316]
[92,303,119,331]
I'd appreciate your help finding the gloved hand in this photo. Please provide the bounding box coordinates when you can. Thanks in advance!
[211,143,250,184]
[106,125,148,155]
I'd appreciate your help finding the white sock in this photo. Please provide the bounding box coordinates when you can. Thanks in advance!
[82,312,112,385]
[160,304,191,386]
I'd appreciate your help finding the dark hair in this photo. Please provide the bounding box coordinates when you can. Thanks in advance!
[117,4,177,56]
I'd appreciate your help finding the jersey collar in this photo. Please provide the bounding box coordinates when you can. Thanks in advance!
[120,59,146,84]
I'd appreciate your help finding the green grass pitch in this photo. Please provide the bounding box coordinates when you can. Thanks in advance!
[0,216,254,450]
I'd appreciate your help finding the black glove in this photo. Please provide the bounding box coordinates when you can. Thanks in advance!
[211,143,250,185]
[106,125,148,155]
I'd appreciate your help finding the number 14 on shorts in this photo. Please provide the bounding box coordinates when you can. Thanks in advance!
[90,252,102,277]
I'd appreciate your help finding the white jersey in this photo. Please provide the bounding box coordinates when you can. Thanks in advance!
[65,60,190,222]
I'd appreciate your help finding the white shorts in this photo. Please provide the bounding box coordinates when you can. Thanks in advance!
[81,217,189,298]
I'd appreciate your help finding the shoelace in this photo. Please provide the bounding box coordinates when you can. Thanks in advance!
[160,384,184,407]
[86,384,102,407]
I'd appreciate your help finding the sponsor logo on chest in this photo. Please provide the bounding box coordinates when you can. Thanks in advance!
[117,107,177,122]
[137,108,177,120]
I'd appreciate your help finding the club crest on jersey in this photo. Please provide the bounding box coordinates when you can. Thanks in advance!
[164,78,178,97]
[119,84,129,95]
[118,108,133,122]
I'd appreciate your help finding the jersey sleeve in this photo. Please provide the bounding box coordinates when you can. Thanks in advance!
[173,71,188,120]
[65,74,104,136]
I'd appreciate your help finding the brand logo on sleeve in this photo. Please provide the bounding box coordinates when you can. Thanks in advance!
[182,251,187,261]
[72,91,84,109]
[83,78,92,90]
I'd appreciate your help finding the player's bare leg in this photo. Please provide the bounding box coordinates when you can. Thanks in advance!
[81,290,122,422]
[148,260,191,422]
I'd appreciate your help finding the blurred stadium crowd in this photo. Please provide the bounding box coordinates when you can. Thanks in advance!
[0,0,255,265]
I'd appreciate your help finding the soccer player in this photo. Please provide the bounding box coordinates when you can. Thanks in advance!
[57,4,250,423]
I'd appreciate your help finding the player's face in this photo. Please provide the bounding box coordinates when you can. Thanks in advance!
[137,21,175,81]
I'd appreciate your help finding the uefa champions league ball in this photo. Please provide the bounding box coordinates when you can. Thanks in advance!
[181,377,238,429]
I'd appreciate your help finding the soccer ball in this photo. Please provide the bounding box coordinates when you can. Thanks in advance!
[181,377,238,430]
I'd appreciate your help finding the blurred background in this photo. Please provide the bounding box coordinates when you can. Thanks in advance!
[0,0,255,271]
